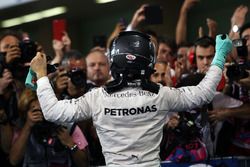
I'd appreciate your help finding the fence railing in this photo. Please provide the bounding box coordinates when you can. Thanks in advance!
[161,156,250,167]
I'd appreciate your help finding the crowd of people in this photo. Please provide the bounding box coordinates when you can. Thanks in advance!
[0,0,250,166]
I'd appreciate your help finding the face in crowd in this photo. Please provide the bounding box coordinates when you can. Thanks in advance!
[195,45,215,74]
[67,58,86,97]
[157,42,175,67]
[241,27,250,60]
[150,62,172,86]
[0,34,21,64]
[86,50,110,86]
[60,57,86,98]
[194,37,215,74]
[176,46,191,73]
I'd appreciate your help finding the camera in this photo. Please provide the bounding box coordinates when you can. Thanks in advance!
[173,115,201,144]
[32,120,66,152]
[67,68,86,87]
[19,39,37,64]
[0,40,37,80]
[226,38,250,82]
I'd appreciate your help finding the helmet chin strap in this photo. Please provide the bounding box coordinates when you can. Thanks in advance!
[104,68,159,94]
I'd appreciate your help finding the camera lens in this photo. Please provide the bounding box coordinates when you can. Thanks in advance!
[68,69,86,87]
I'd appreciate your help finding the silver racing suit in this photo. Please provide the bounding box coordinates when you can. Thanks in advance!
[36,65,222,167]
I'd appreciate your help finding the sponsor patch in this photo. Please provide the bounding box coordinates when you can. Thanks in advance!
[126,54,136,60]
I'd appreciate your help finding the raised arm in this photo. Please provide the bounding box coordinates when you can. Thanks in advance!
[126,4,147,31]
[176,0,199,45]
[229,5,248,40]
[166,34,232,111]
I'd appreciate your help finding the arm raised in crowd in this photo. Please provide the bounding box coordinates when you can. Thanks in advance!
[198,18,217,39]
[126,4,147,31]
[176,0,199,45]
[51,32,72,65]
[209,102,250,121]
[229,5,248,40]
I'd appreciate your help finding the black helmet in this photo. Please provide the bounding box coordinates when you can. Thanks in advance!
[109,31,156,78]
[105,31,159,94]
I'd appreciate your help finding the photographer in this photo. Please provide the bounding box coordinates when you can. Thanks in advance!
[0,30,22,167]
[9,88,89,167]
[160,112,207,163]
[53,50,86,99]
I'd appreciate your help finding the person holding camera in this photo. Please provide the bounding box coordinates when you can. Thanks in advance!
[53,50,87,99]
[0,29,23,167]
[29,31,232,166]
[9,88,89,167]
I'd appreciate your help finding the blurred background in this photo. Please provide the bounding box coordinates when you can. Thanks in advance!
[0,0,249,56]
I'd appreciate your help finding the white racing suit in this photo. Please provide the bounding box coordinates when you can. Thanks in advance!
[37,65,222,167]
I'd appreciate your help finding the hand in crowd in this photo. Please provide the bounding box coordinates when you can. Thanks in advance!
[106,22,125,48]
[198,18,217,39]
[25,110,44,128]
[129,4,148,30]
[181,0,199,12]
[176,0,199,45]
[0,69,13,94]
[61,31,71,52]
[229,5,248,39]
[4,44,21,64]
[54,67,69,95]
[167,114,180,129]
[56,126,75,148]
[53,39,64,52]
[231,5,248,28]
[208,109,228,123]
[165,64,173,87]
[175,58,186,82]
[51,31,71,65]
[238,70,250,89]
[53,32,71,52]
[207,18,217,39]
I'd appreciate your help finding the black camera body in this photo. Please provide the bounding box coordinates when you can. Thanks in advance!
[173,116,201,144]
[32,121,66,152]
[67,68,86,87]
[226,38,250,82]
[0,52,5,76]
[19,39,37,64]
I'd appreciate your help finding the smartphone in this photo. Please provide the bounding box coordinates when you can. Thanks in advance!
[52,19,66,41]
[144,5,163,25]
[119,17,127,27]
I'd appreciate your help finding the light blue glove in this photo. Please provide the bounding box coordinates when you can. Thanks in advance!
[211,34,232,69]
[25,68,37,90]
